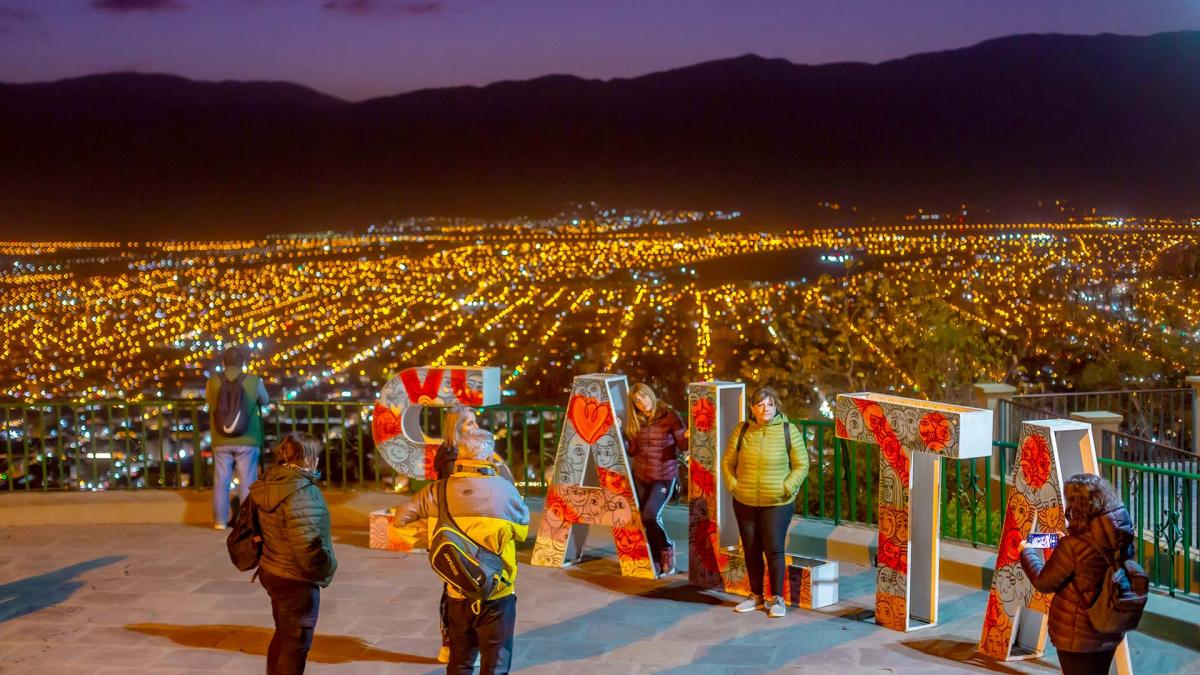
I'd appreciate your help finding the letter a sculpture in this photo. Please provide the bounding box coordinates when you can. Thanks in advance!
[835,393,992,631]
[371,366,501,478]
[531,373,656,578]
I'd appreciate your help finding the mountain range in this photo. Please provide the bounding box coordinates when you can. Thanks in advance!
[1,31,1198,239]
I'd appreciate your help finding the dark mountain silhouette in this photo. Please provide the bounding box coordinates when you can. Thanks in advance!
[1,31,1198,239]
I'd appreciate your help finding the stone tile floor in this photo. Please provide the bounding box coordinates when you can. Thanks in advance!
[0,524,1197,674]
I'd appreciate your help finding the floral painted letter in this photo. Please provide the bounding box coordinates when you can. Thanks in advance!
[530,374,655,578]
[371,366,501,478]
[835,393,992,632]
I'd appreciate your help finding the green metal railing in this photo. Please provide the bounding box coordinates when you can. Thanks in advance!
[3,401,1195,601]
[1099,457,1199,602]
[0,400,564,496]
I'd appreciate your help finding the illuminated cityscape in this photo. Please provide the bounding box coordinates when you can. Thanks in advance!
[3,4,1199,671]
[3,208,1198,411]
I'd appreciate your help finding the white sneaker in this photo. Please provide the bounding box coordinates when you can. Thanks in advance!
[768,596,786,618]
[733,595,764,613]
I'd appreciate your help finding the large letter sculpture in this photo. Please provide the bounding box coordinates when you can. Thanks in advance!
[531,374,656,578]
[835,393,992,631]
[979,419,1135,670]
[371,366,501,478]
[687,381,745,589]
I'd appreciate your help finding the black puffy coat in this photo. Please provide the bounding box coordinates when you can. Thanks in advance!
[1020,507,1135,653]
[250,465,337,587]
[626,408,688,483]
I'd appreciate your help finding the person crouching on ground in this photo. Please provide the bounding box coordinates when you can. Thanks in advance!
[1019,473,1135,675]
[624,382,688,576]
[392,424,529,675]
[250,432,337,675]
[722,386,808,618]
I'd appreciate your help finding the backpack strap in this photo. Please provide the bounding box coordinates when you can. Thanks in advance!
[784,422,792,455]
[735,422,750,454]
[436,478,458,531]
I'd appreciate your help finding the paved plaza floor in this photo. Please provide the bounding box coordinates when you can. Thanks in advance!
[0,523,1197,674]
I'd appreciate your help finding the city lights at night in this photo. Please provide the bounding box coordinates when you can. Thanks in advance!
[3,211,1197,408]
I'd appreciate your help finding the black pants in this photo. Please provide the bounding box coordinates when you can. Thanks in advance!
[635,478,676,563]
[732,498,794,598]
[1057,648,1116,675]
[259,569,321,675]
[439,586,450,647]
[444,593,517,675]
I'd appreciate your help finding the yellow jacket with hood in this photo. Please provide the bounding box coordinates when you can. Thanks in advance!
[391,459,529,601]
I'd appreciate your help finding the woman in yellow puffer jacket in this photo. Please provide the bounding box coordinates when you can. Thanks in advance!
[722,386,809,618]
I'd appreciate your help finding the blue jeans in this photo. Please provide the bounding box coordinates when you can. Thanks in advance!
[213,444,259,526]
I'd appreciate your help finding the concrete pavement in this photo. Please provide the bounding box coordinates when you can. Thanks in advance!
[0,522,1197,674]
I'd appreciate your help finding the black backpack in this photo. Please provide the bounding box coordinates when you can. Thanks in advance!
[226,494,262,572]
[428,479,510,614]
[1082,535,1149,634]
[216,372,249,437]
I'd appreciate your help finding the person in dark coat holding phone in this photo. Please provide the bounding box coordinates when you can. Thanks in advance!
[1020,473,1135,675]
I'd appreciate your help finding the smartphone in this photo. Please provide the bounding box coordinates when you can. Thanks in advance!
[1026,532,1059,549]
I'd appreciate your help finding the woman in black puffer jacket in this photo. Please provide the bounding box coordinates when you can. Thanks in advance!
[1020,473,1135,675]
[625,383,688,577]
[250,432,337,675]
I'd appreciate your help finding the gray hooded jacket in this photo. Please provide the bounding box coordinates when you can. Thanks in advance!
[249,465,337,587]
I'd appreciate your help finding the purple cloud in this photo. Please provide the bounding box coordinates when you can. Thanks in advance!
[322,1,442,16]
[90,0,186,13]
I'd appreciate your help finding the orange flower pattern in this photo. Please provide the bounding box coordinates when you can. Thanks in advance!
[1019,433,1052,489]
[979,426,1068,660]
[918,412,951,452]
[691,396,715,433]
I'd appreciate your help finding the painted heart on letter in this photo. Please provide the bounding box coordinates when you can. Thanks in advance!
[567,394,613,445]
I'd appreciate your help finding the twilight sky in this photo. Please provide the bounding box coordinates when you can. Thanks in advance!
[1,1,1197,101]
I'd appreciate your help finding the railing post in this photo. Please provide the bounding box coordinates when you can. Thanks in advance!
[1187,375,1200,455]
[973,382,1016,442]
[1070,411,1123,461]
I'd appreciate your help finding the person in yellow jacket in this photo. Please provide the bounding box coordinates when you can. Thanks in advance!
[722,386,809,618]
[392,427,529,674]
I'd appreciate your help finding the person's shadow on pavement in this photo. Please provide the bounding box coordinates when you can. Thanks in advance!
[0,556,125,623]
